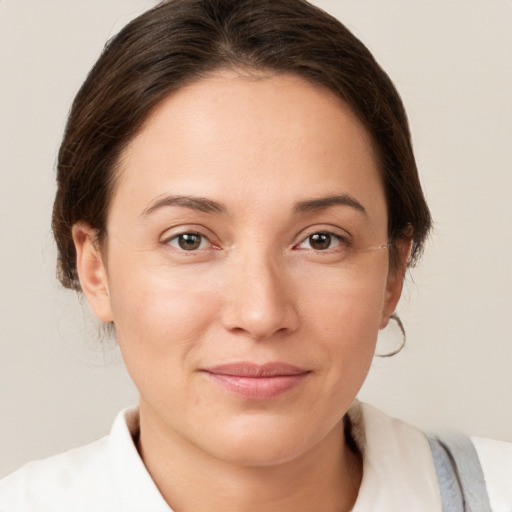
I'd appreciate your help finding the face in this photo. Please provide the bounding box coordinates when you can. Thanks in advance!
[74,71,406,466]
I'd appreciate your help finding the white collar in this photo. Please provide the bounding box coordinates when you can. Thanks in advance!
[108,406,171,511]
[348,401,442,511]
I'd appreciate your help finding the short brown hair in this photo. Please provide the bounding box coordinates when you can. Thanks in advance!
[52,0,431,290]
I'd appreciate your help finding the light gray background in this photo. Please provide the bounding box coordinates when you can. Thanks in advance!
[1,0,511,478]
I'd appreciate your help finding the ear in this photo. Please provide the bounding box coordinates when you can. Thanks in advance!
[72,223,113,323]
[379,238,412,329]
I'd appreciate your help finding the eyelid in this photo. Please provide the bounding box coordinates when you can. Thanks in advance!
[160,224,215,242]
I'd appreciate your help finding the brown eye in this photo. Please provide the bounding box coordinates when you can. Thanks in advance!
[168,233,207,251]
[179,234,201,250]
[294,231,346,252]
[308,233,333,250]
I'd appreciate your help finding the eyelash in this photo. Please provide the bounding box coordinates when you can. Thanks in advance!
[164,229,351,254]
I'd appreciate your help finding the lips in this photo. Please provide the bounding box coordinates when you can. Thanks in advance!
[202,362,310,400]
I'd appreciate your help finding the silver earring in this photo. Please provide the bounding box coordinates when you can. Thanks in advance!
[375,312,406,358]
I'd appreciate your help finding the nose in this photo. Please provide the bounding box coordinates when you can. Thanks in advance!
[220,252,299,340]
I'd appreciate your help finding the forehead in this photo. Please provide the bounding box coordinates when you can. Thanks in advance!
[113,70,385,222]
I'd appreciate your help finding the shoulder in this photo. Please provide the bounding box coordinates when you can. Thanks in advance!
[0,407,170,512]
[349,401,512,512]
[423,431,512,511]
[472,436,512,511]
[0,435,121,511]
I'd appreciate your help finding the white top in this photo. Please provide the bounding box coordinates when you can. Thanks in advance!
[1,402,511,512]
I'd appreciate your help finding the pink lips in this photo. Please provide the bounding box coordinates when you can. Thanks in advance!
[202,362,310,400]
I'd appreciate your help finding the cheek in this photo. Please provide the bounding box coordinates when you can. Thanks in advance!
[302,263,388,341]
[301,267,388,380]
[105,251,221,378]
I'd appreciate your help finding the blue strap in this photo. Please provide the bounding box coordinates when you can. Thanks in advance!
[428,438,464,512]
[427,434,492,512]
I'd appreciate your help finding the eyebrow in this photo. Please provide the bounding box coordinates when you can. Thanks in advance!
[141,193,366,217]
[293,194,367,215]
[141,195,227,216]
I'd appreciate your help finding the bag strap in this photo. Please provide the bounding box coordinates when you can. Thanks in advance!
[427,434,492,512]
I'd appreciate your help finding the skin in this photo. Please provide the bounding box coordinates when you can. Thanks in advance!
[73,71,409,511]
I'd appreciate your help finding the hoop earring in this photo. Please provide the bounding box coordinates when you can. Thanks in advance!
[375,312,406,358]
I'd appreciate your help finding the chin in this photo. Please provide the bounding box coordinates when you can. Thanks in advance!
[197,413,343,468]
[212,438,309,468]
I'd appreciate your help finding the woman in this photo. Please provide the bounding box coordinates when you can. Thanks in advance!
[1,0,510,510]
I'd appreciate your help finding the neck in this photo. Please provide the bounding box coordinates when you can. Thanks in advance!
[137,399,362,512]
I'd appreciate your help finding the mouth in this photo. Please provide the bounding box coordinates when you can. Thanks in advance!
[201,362,311,400]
